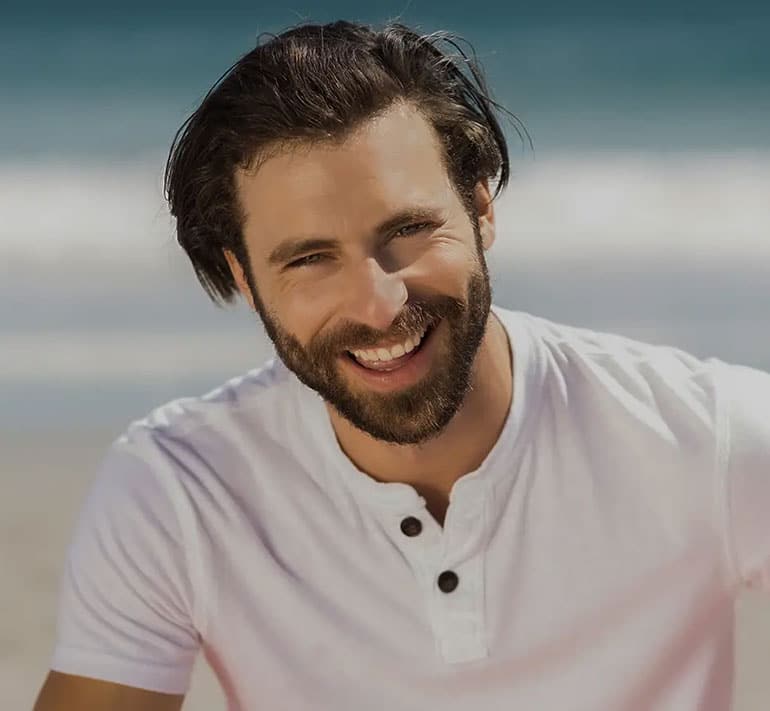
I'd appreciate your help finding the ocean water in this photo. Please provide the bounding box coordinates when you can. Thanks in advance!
[2,9,769,158]
[2,3,769,430]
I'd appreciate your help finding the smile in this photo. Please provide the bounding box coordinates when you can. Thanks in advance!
[340,321,440,391]
[348,325,428,368]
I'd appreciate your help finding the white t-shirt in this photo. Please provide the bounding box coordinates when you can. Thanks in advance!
[49,306,770,710]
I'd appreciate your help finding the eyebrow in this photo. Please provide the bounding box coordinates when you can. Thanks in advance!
[266,206,443,267]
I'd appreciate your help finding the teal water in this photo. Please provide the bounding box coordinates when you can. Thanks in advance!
[2,4,769,157]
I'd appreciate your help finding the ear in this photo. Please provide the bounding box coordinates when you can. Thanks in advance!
[223,249,257,311]
[473,179,496,251]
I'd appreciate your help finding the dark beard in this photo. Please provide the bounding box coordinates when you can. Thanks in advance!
[250,244,492,445]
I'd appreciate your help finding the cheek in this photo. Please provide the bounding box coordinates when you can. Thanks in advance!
[414,240,479,292]
[265,236,477,336]
[271,281,337,345]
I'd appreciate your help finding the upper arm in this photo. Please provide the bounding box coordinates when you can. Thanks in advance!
[33,671,185,711]
[49,438,201,693]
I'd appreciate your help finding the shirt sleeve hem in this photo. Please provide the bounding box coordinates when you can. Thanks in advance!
[49,644,195,695]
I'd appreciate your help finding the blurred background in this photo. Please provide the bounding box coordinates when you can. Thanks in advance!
[1,0,768,708]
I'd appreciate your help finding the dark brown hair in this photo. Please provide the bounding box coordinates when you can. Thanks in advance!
[164,20,524,305]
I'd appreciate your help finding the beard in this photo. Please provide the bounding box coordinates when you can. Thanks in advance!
[249,239,493,445]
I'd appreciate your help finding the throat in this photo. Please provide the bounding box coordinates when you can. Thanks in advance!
[424,495,449,528]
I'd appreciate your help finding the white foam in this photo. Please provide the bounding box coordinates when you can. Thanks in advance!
[492,150,770,262]
[2,151,769,268]
[0,157,175,267]
[0,329,272,383]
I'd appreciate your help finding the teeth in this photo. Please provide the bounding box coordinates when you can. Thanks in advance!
[352,326,427,363]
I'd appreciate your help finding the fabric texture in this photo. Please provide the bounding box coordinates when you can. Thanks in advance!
[49,306,770,710]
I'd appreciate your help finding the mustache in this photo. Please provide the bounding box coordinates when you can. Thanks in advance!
[310,296,463,354]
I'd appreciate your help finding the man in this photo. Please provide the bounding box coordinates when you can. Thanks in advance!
[34,20,769,711]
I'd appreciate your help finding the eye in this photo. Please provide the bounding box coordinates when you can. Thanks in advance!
[286,253,328,269]
[394,222,432,237]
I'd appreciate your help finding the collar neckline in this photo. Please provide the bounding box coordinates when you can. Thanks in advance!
[289,306,546,510]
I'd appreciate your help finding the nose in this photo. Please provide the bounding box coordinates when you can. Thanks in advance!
[343,257,408,332]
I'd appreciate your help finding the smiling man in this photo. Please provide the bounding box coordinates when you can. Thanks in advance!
[222,100,509,523]
[34,20,770,711]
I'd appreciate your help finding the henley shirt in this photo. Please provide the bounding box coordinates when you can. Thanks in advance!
[49,306,770,710]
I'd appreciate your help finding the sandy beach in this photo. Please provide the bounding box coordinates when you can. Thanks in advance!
[2,428,768,710]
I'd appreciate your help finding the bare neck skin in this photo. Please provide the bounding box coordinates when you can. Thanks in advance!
[326,311,513,523]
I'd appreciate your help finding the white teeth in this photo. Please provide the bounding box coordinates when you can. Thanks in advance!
[352,326,427,363]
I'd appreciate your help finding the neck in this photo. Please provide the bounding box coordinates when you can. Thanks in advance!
[326,311,514,501]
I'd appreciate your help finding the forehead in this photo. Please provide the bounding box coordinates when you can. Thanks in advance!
[235,103,455,246]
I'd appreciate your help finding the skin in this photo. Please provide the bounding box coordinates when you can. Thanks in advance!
[33,671,184,710]
[225,102,513,525]
[33,101,514,708]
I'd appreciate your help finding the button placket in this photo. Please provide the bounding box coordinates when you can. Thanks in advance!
[377,490,490,665]
[443,484,486,558]
[433,556,488,663]
[384,507,443,584]
[430,490,490,663]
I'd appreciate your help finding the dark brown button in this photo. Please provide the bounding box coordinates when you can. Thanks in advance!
[437,570,459,593]
[400,516,422,537]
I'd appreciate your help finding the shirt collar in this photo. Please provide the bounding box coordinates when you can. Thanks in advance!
[287,306,546,516]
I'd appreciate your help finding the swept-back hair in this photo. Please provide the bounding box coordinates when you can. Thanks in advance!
[164,20,524,305]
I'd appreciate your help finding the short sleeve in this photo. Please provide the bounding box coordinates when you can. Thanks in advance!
[49,438,201,693]
[714,359,770,592]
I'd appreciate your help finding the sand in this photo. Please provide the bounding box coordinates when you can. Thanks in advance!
[2,428,768,710]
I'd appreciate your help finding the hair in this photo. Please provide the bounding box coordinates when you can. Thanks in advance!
[164,20,527,305]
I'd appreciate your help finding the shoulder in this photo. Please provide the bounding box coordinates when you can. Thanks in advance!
[68,359,301,623]
[706,359,770,489]
[114,357,296,465]
[523,309,718,408]
[124,357,294,442]
[86,357,301,514]
[710,358,770,431]
[713,359,770,589]
[495,307,722,445]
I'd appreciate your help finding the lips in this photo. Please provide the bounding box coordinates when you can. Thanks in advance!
[350,344,419,371]
[347,323,432,368]
[337,319,442,393]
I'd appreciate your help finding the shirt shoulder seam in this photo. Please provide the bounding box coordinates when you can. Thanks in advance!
[711,360,741,590]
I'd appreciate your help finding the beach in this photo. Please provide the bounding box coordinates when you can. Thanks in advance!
[2,427,769,710]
